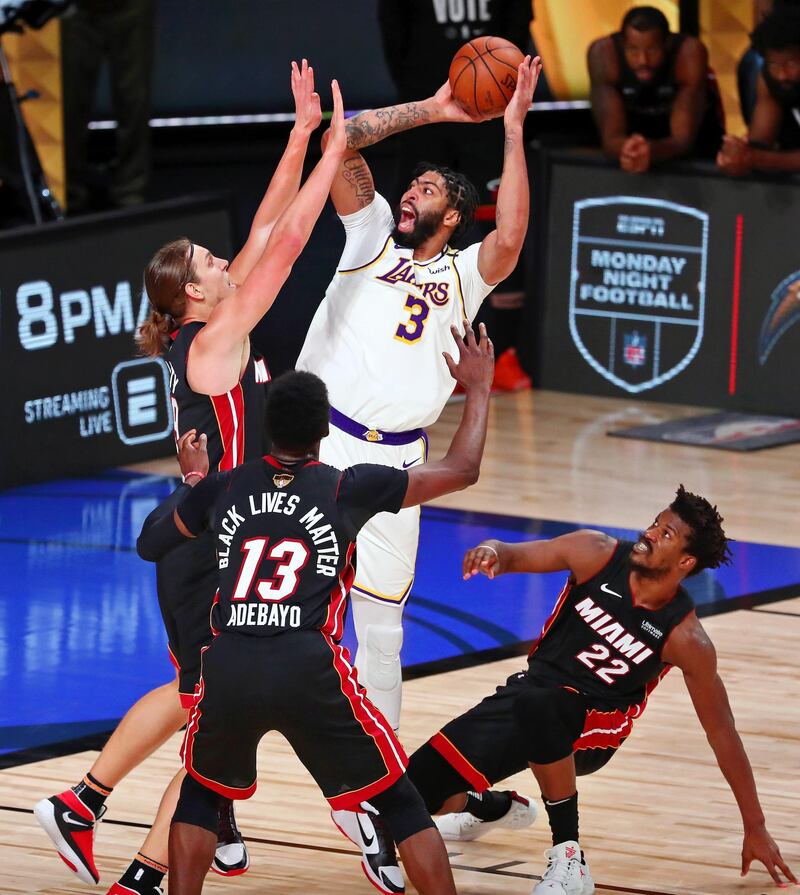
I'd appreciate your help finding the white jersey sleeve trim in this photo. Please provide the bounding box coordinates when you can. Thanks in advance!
[337,193,396,272]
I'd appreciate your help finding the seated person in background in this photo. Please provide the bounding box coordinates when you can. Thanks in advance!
[719,6,800,175]
[737,0,800,125]
[588,5,724,173]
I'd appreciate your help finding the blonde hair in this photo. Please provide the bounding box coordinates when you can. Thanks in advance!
[136,237,195,356]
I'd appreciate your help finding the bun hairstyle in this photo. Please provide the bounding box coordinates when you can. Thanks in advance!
[136,237,195,356]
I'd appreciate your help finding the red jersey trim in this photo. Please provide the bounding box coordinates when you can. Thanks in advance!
[321,631,407,809]
[429,732,491,791]
[574,665,672,752]
[321,542,356,640]
[528,579,572,659]
[211,386,245,471]
[182,663,258,800]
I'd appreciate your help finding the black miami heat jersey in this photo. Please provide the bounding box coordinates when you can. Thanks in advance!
[528,541,694,710]
[611,32,724,158]
[166,322,270,470]
[176,456,409,639]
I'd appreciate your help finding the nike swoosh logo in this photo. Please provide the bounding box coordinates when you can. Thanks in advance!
[62,810,92,828]
[600,582,624,599]
[356,814,375,847]
[402,458,422,469]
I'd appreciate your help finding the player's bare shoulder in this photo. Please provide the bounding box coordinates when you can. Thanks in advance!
[662,610,715,671]
[567,528,618,579]
[587,34,619,83]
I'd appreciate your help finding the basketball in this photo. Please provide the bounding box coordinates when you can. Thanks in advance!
[448,36,525,118]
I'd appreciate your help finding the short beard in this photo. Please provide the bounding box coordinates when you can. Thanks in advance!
[627,534,669,580]
[392,206,445,249]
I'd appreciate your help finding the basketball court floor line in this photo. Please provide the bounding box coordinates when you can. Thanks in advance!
[4,468,800,758]
[0,804,681,895]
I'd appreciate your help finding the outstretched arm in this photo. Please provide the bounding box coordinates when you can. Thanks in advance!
[325,80,495,216]
[188,82,348,395]
[401,322,493,507]
[462,529,616,582]
[228,60,322,285]
[664,617,796,887]
[477,55,541,285]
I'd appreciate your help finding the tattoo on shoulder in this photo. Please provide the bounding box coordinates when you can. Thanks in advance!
[341,156,374,207]
[345,102,431,150]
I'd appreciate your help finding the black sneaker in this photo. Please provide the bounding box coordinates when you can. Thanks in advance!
[331,806,405,894]
[210,797,250,876]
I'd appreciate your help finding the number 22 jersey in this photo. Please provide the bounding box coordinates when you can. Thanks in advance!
[528,541,695,709]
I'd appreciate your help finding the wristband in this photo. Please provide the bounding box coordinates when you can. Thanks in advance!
[182,471,205,484]
[477,543,499,559]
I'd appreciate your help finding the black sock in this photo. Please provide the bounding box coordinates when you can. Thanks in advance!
[463,789,512,822]
[542,792,579,846]
[72,773,112,817]
[118,853,167,893]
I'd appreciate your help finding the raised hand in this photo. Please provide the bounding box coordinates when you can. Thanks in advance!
[504,55,542,130]
[291,59,322,136]
[443,321,494,392]
[432,80,493,123]
[325,79,347,156]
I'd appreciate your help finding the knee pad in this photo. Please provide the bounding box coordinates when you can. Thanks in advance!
[362,624,403,692]
[513,686,587,766]
[368,773,435,845]
[171,774,220,833]
[407,742,472,816]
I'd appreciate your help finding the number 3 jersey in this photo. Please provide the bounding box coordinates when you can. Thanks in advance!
[175,455,409,639]
[528,541,695,709]
[296,193,496,431]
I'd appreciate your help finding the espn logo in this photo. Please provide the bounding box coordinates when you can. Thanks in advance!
[111,357,173,445]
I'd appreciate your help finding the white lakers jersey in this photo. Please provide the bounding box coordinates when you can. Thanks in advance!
[297,193,496,431]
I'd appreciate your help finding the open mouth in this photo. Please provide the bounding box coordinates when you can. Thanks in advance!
[633,539,652,554]
[398,203,417,233]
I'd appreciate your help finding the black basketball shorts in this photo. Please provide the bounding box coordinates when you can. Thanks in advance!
[182,629,408,807]
[155,531,218,707]
[427,670,624,787]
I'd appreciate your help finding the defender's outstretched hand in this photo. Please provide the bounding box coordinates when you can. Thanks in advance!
[443,321,494,392]
[291,58,322,136]
[325,79,347,157]
[504,55,542,130]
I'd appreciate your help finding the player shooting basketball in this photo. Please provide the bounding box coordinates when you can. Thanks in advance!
[295,52,540,892]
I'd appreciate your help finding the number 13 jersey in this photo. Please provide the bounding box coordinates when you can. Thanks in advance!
[297,193,496,431]
[175,455,409,640]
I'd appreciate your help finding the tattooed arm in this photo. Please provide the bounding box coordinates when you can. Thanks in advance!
[478,56,541,285]
[322,82,493,216]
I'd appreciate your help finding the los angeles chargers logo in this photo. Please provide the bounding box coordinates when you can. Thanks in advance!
[758,271,800,365]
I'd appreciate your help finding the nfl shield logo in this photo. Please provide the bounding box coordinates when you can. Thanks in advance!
[623,331,647,367]
[569,197,708,393]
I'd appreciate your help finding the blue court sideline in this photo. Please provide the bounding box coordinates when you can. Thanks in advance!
[3,471,800,759]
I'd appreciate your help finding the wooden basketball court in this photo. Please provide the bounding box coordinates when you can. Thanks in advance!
[3,389,798,894]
